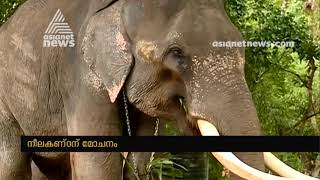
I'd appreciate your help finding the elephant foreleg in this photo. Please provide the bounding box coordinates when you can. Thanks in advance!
[31,161,48,180]
[0,100,31,180]
[65,81,123,180]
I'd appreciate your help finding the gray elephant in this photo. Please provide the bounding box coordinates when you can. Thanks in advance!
[1,0,312,180]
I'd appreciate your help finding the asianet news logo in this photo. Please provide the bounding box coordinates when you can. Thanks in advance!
[43,9,75,48]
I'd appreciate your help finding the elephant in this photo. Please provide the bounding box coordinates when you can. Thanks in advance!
[0,0,315,180]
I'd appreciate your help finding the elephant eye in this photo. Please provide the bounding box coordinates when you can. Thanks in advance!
[169,47,186,65]
[165,46,189,73]
[171,48,184,57]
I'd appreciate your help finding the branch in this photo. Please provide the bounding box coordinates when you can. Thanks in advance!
[293,111,320,129]
[254,68,270,84]
[269,62,307,87]
[266,51,308,87]
[280,67,307,87]
[281,0,289,15]
[306,111,320,119]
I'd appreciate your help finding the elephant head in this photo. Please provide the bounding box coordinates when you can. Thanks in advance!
[82,0,315,179]
[122,0,259,137]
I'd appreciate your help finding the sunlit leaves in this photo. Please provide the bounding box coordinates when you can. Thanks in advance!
[0,0,25,26]
[226,0,319,175]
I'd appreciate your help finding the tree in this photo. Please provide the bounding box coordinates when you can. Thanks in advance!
[0,0,25,26]
[226,0,320,176]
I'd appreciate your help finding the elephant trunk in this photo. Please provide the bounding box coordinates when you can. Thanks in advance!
[184,50,261,136]
[186,77,317,180]
[186,75,262,137]
[180,53,317,179]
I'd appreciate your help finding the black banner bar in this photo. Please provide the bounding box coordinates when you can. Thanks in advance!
[21,136,320,152]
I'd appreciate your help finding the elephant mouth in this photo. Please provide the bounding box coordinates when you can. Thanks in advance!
[197,120,318,180]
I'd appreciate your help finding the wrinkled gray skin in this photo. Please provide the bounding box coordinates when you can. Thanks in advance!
[0,0,264,180]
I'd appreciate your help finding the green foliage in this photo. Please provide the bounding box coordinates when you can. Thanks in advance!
[226,0,320,176]
[208,156,229,180]
[171,152,210,180]
[0,0,26,26]
[147,153,188,180]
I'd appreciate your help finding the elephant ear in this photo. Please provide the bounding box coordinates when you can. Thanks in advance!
[122,0,144,40]
[90,0,117,13]
[82,1,133,103]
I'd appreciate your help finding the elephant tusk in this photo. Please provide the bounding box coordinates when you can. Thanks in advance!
[122,152,128,168]
[197,120,302,180]
[264,152,319,180]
